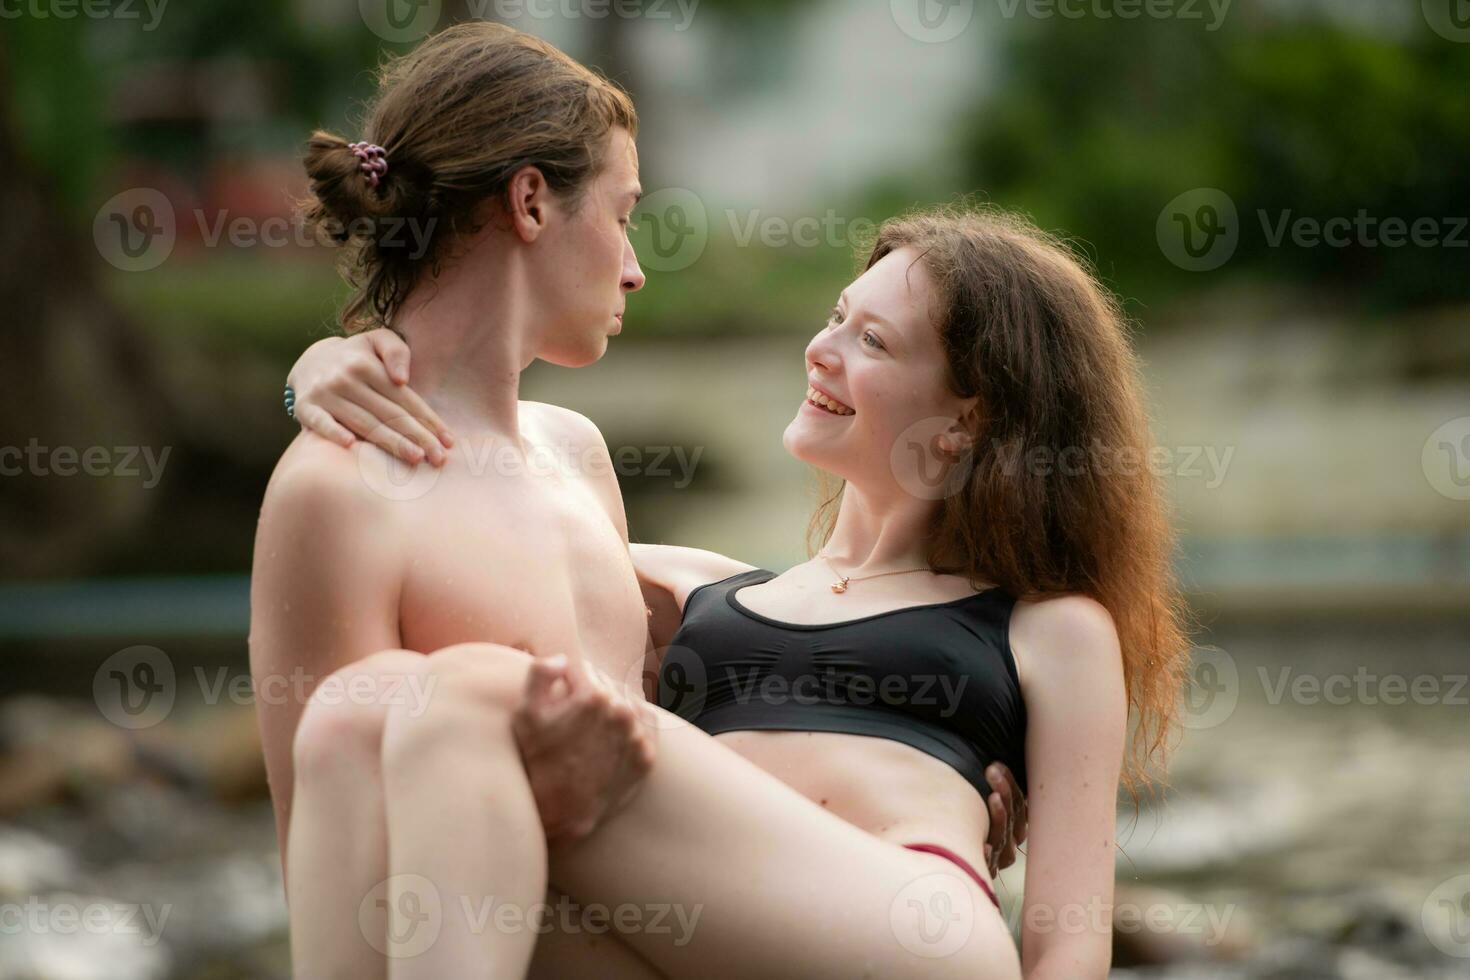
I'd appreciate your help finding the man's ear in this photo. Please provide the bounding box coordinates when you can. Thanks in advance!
[505,165,551,243]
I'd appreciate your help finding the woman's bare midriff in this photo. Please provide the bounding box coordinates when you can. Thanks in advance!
[713,728,994,881]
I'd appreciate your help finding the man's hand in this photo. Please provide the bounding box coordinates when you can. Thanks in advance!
[983,762,1028,876]
[512,654,657,844]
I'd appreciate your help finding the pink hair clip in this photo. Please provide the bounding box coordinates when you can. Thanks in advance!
[348,141,389,189]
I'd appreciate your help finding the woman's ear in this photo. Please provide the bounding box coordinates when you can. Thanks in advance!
[936,398,982,456]
[505,165,550,243]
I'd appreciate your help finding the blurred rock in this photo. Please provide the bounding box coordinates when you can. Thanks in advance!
[0,828,76,897]
[130,704,267,803]
[1112,884,1256,967]
[0,698,135,816]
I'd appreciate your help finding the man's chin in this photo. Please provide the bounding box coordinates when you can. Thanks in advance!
[542,336,610,369]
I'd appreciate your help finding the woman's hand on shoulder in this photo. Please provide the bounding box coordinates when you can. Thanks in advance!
[287,328,455,466]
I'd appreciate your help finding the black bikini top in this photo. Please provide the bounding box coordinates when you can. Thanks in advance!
[657,568,1028,801]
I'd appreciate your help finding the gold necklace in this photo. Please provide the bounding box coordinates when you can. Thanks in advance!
[817,551,932,594]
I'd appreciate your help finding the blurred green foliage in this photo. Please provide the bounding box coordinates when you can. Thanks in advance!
[961,12,1470,311]
[7,2,1465,353]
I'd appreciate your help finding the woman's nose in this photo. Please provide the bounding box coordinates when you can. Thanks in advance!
[806,330,839,373]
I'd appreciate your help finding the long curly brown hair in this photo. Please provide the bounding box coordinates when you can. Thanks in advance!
[808,203,1195,805]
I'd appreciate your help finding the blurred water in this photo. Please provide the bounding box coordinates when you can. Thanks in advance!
[3,608,1467,978]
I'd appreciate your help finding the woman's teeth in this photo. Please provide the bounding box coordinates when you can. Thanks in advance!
[806,387,854,415]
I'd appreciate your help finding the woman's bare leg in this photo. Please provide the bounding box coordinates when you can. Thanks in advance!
[385,644,1021,980]
[289,649,662,979]
[526,886,667,979]
[287,649,432,980]
[380,644,672,978]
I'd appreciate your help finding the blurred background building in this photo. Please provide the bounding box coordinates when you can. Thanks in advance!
[1,0,1467,976]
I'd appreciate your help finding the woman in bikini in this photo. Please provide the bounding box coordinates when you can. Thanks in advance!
[259,20,1190,980]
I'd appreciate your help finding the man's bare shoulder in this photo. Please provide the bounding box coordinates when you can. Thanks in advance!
[520,401,626,533]
[263,432,403,522]
[521,400,605,451]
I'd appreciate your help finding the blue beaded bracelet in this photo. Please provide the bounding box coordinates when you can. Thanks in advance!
[284,384,296,420]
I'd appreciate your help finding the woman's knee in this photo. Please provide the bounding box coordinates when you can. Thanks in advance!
[292,648,429,780]
[380,642,532,771]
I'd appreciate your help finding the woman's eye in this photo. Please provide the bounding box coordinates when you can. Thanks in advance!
[862,330,885,350]
[827,306,844,328]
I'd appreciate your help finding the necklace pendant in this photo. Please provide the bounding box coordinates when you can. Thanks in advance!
[831,579,849,594]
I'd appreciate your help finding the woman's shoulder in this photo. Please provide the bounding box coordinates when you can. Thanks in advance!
[1007,592,1121,694]
[629,544,760,610]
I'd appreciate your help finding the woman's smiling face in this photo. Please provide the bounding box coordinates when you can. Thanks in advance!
[783,246,981,495]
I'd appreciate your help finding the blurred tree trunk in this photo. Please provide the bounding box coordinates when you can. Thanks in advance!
[0,44,171,578]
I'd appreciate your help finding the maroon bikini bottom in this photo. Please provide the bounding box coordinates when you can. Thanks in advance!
[902,842,1000,910]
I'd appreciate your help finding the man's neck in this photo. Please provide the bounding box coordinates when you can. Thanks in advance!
[393,249,535,439]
